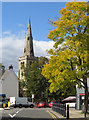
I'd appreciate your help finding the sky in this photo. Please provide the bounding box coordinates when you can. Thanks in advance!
[1,0,88,74]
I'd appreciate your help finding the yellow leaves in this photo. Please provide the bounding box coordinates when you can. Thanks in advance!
[59,7,66,14]
[42,1,88,94]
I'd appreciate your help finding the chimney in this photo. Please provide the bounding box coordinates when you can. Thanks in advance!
[9,65,13,70]
[1,65,5,75]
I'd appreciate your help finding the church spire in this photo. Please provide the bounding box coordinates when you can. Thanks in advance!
[24,19,34,57]
[28,18,30,28]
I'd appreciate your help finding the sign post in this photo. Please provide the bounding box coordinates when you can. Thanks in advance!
[32,94,34,103]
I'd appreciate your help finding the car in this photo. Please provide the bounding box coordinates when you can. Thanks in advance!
[49,101,56,108]
[45,102,49,107]
[38,102,49,108]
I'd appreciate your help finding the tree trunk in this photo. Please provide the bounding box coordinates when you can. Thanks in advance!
[84,77,88,118]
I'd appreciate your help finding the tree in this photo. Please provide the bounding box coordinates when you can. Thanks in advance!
[24,57,49,102]
[42,1,89,115]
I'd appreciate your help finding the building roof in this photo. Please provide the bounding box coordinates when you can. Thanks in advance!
[1,65,18,80]
[62,96,76,102]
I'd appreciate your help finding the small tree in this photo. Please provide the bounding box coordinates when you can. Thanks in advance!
[24,57,49,102]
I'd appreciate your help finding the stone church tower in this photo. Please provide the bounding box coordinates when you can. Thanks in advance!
[18,19,38,81]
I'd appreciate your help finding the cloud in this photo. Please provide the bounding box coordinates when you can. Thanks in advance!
[18,24,25,28]
[0,32,54,73]
[33,40,54,58]
[2,31,11,35]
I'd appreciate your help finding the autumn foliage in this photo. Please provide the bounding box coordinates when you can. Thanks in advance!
[42,1,89,112]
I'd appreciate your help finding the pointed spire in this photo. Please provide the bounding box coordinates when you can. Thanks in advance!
[24,19,34,58]
[28,18,31,28]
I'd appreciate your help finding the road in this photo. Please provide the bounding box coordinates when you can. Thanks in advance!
[0,108,60,120]
[0,107,89,120]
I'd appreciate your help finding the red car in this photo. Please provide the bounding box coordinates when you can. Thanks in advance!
[38,102,49,108]
[49,101,55,107]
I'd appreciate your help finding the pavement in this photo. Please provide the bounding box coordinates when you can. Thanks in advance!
[51,108,89,120]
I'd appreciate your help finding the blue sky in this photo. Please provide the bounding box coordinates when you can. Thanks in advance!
[1,1,88,74]
[2,2,66,41]
[2,2,66,73]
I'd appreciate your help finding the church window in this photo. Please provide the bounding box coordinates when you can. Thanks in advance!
[21,72,24,76]
[30,61,32,65]
[21,62,24,69]
[27,37,29,40]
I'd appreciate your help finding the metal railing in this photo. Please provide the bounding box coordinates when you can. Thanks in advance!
[52,103,66,117]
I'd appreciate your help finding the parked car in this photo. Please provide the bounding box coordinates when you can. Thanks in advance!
[49,101,56,107]
[38,102,49,108]
[45,102,49,107]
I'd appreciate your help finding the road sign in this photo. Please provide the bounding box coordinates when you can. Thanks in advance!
[32,94,34,98]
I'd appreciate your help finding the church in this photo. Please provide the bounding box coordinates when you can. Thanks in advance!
[18,19,38,81]
[18,19,38,96]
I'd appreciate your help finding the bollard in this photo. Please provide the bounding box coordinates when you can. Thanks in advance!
[3,101,6,108]
[8,101,10,107]
[67,104,69,119]
[84,109,87,118]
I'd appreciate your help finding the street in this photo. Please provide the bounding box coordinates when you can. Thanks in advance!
[0,108,60,120]
[0,107,89,120]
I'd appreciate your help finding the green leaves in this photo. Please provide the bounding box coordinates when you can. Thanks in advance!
[23,57,49,101]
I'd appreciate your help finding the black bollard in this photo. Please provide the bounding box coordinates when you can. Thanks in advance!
[67,104,69,119]
[84,109,86,118]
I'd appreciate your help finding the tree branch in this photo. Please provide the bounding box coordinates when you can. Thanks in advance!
[83,26,87,34]
[76,77,85,86]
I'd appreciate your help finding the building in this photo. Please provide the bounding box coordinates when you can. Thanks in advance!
[76,78,89,110]
[0,65,19,98]
[18,19,38,81]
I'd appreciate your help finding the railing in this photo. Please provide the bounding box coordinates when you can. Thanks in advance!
[52,103,66,117]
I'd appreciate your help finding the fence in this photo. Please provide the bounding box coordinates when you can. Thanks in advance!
[52,103,66,117]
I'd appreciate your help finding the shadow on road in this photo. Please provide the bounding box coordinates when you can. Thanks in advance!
[1,117,89,120]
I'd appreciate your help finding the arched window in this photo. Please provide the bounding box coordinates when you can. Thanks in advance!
[27,37,29,40]
[21,72,23,76]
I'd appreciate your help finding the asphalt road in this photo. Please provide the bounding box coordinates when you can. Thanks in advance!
[0,108,59,120]
[0,108,89,120]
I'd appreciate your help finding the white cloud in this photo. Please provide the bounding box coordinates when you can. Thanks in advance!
[18,24,25,28]
[0,32,54,73]
[2,31,11,35]
[33,40,54,58]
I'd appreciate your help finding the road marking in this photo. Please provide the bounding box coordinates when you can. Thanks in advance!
[46,110,57,119]
[16,109,21,113]
[8,109,22,118]
[9,114,16,118]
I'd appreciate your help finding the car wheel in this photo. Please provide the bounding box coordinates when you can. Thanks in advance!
[30,104,34,108]
[25,106,28,108]
[19,104,22,108]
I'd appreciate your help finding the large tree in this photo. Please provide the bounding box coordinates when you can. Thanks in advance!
[42,1,89,115]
